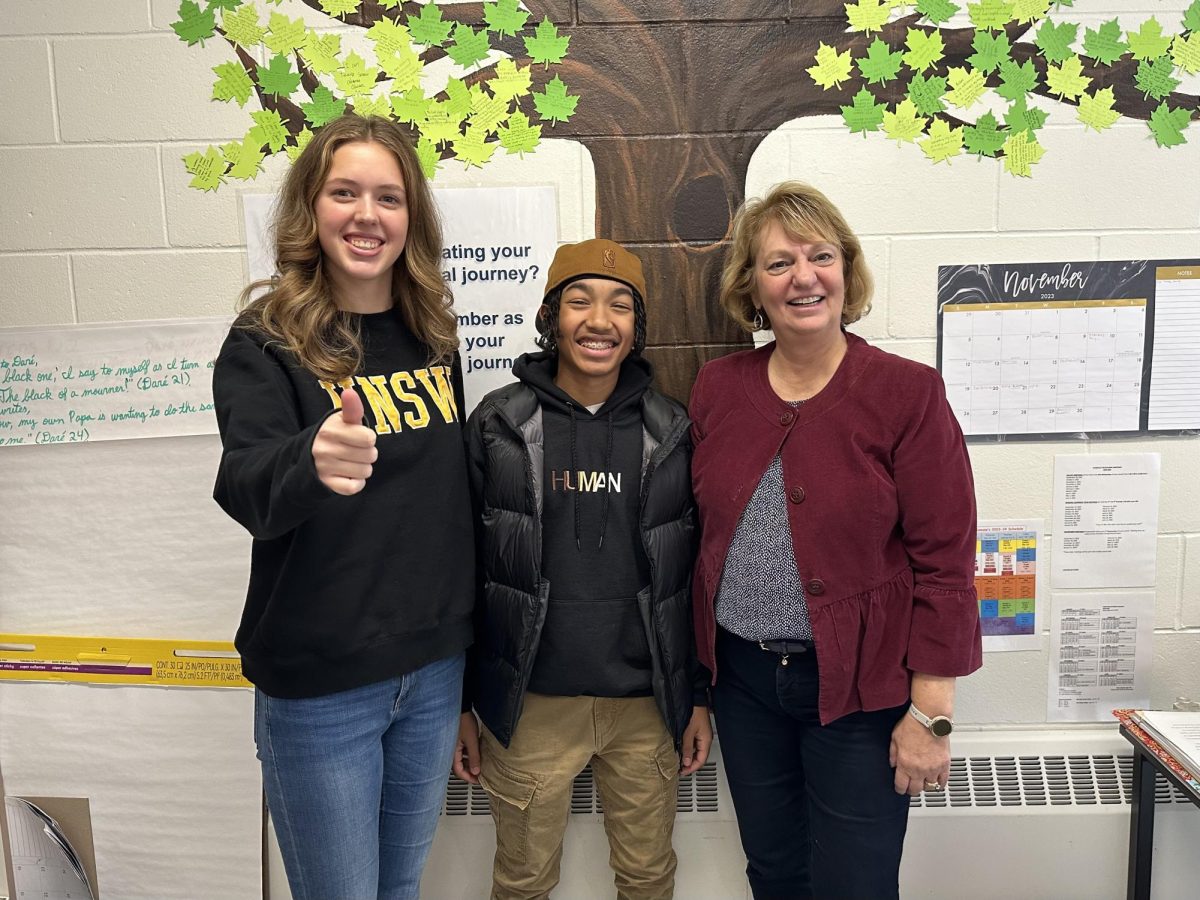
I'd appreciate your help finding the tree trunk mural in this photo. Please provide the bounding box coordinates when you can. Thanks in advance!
[205,0,1199,402]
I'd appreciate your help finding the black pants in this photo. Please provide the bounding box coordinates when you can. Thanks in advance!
[714,627,910,900]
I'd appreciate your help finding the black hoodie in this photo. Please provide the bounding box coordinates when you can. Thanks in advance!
[517,352,654,697]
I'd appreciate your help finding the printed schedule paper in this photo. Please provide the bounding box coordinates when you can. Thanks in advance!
[1048,591,1153,722]
[937,259,1200,439]
[1051,453,1160,589]
[975,520,1044,651]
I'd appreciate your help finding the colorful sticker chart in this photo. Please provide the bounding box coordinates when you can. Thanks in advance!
[975,520,1044,651]
[937,259,1200,441]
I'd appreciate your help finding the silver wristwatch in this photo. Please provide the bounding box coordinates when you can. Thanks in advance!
[908,703,953,737]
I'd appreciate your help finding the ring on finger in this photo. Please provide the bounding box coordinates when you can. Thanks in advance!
[924,780,943,791]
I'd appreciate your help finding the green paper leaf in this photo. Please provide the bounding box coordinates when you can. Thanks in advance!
[498,111,541,156]
[920,118,964,163]
[443,78,473,117]
[882,98,928,142]
[1172,32,1200,74]
[470,90,509,133]
[996,57,1038,101]
[222,3,265,49]
[378,45,423,93]
[968,30,1011,73]
[532,74,578,124]
[391,88,431,123]
[906,72,948,114]
[301,32,342,76]
[212,61,253,106]
[1045,54,1091,100]
[353,95,391,118]
[319,0,359,16]
[415,136,440,180]
[366,18,413,57]
[453,125,497,168]
[1003,94,1048,133]
[1035,19,1077,63]
[490,58,533,102]
[421,102,464,144]
[1011,0,1050,25]
[945,66,987,108]
[1076,86,1120,131]
[257,53,301,98]
[447,23,491,69]
[1082,19,1127,66]
[207,0,243,12]
[963,111,1007,155]
[916,0,959,25]
[857,38,905,85]
[1134,56,1180,100]
[408,2,453,47]
[248,108,289,152]
[183,145,224,191]
[1184,0,1200,34]
[301,85,347,127]
[524,17,570,68]
[285,127,313,163]
[264,12,306,54]
[846,0,891,34]
[841,88,886,134]
[808,42,855,89]
[1127,18,1172,61]
[903,27,945,73]
[967,0,1015,32]
[484,0,529,37]
[334,52,380,97]
[1148,101,1191,147]
[221,138,266,181]
[1002,129,1045,176]
[171,1,216,46]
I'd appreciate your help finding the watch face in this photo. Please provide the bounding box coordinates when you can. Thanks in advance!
[930,717,953,738]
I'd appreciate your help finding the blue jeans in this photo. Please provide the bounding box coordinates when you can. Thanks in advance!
[254,653,464,900]
[714,629,909,900]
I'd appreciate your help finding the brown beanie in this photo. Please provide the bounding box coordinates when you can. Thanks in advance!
[543,239,647,303]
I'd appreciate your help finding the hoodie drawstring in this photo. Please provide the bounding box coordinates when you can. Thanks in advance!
[567,402,616,551]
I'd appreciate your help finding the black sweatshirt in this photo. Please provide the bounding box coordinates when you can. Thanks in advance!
[212,309,474,698]
[519,353,654,697]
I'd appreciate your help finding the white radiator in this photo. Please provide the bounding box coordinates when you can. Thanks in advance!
[269,728,1200,899]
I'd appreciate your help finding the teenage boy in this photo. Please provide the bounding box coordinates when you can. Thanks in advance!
[454,239,711,900]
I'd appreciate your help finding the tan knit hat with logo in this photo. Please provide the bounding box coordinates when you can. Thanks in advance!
[543,239,647,302]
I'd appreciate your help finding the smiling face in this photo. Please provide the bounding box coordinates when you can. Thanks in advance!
[550,277,636,406]
[315,140,409,313]
[753,219,846,346]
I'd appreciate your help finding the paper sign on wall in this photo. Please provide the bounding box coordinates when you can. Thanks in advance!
[0,318,229,448]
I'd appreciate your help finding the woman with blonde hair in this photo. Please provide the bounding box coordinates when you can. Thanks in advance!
[212,114,474,899]
[690,181,981,898]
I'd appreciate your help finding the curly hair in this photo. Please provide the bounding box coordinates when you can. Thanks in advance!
[719,181,873,333]
[535,282,648,356]
[236,114,457,381]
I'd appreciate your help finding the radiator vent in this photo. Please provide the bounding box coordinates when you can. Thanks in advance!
[446,753,1193,816]
[909,753,1195,809]
[444,761,721,816]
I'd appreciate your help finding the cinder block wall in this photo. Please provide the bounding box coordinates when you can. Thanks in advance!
[2,1,1198,721]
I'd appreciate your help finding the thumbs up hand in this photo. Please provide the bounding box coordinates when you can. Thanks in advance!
[312,387,378,496]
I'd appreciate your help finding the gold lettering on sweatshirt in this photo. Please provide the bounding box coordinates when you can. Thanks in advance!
[317,365,458,434]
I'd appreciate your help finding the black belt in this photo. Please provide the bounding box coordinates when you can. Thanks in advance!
[757,639,814,665]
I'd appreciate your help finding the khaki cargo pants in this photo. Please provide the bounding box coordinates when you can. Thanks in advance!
[479,693,680,900]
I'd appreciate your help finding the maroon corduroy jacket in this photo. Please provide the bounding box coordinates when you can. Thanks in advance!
[690,333,983,725]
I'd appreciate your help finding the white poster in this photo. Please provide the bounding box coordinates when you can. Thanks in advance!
[0,318,230,447]
[1051,453,1160,588]
[1047,591,1154,722]
[244,185,559,412]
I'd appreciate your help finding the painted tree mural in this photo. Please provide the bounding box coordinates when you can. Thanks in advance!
[172,0,1200,401]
